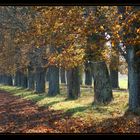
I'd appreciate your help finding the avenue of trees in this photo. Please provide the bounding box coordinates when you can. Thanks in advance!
[0,6,139,113]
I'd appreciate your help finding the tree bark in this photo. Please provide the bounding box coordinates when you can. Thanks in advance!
[127,46,140,113]
[85,62,92,85]
[35,67,46,93]
[92,61,113,104]
[60,68,66,84]
[20,72,28,88]
[46,69,50,82]
[5,75,13,86]
[14,71,22,87]
[80,72,83,85]
[0,74,12,85]
[27,66,34,90]
[128,72,129,89]
[0,74,4,84]
[0,75,2,83]
[110,49,119,89]
[110,70,119,89]
[15,69,27,88]
[67,67,80,100]
[48,66,60,96]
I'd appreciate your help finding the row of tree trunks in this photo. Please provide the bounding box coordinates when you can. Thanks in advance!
[13,67,46,93]
[60,65,94,86]
[13,66,61,95]
[0,62,114,104]
[14,70,28,88]
[0,74,13,86]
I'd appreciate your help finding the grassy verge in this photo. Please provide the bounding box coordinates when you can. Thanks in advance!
[0,78,128,123]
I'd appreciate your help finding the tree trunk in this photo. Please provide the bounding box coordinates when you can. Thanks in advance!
[14,71,22,87]
[35,67,46,93]
[127,46,140,113]
[80,72,83,85]
[14,72,17,86]
[92,61,113,104]
[110,70,119,89]
[5,75,13,86]
[46,69,50,82]
[20,72,28,88]
[0,75,2,83]
[67,67,80,100]
[110,50,119,89]
[28,66,34,90]
[1,74,5,84]
[60,68,66,84]
[48,66,60,96]
[1,74,4,84]
[128,70,130,90]
[0,74,13,85]
[85,62,92,85]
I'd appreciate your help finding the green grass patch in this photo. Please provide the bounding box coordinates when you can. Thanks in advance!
[119,75,128,89]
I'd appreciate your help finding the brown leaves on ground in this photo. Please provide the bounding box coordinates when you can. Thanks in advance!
[48,113,140,133]
[0,90,140,133]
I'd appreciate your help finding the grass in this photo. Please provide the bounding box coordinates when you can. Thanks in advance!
[0,76,128,123]
[119,75,128,89]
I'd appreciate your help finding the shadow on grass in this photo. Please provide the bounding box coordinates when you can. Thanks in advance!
[42,101,62,108]
[94,107,108,113]
[64,106,90,116]
[3,87,24,94]
[24,94,46,102]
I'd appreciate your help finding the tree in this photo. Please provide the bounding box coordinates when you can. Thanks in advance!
[115,6,140,112]
[83,7,115,103]
[110,44,119,89]
[27,65,35,90]
[60,68,66,84]
[92,61,113,104]
[67,67,80,99]
[48,66,60,96]
[20,70,28,88]
[46,68,50,82]
[35,67,46,93]
[84,62,92,86]
[48,46,60,96]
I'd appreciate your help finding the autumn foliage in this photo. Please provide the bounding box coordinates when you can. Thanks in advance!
[0,6,140,133]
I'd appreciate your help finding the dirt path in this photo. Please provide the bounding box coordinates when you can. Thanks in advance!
[0,89,91,133]
[0,90,64,133]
